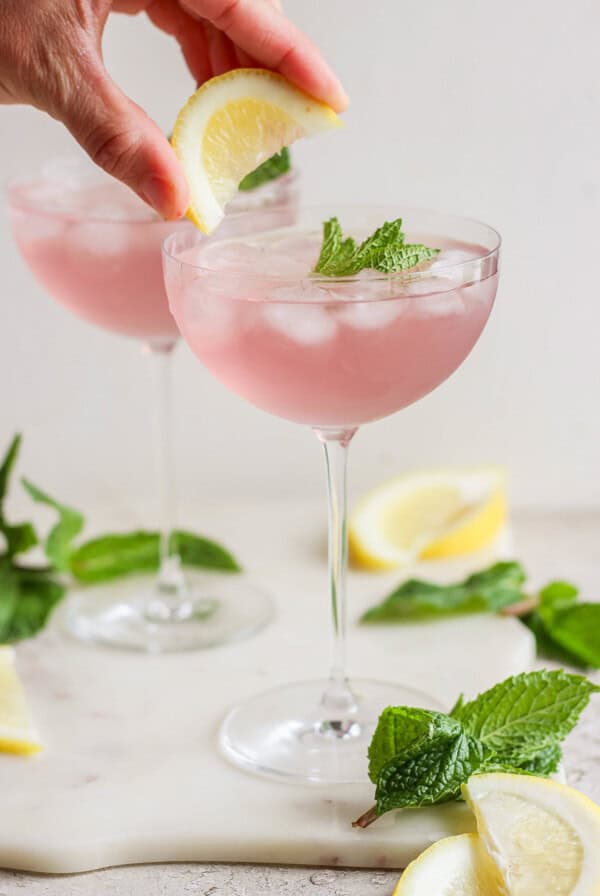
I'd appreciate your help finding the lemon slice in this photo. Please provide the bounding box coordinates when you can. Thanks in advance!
[0,646,42,756]
[394,833,507,896]
[171,68,341,233]
[465,773,600,895]
[349,466,507,571]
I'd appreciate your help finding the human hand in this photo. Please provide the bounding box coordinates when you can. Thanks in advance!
[0,0,347,218]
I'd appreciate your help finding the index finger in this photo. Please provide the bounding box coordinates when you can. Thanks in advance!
[178,0,348,111]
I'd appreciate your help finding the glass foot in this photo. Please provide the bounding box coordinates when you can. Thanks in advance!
[220,678,444,784]
[64,573,274,652]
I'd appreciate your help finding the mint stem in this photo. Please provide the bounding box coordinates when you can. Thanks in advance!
[500,594,540,617]
[352,805,378,829]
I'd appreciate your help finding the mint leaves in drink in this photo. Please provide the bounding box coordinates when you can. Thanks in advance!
[0,434,241,643]
[313,217,439,277]
[238,147,291,191]
[353,670,599,827]
[361,561,526,622]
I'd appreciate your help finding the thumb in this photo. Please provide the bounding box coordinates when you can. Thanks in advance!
[61,71,189,220]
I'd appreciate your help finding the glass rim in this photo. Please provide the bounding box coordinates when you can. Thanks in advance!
[161,203,501,286]
[6,167,299,225]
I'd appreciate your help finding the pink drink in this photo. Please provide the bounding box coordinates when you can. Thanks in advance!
[9,160,298,348]
[167,229,497,426]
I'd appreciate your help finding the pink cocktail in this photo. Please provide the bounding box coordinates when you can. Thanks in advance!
[7,158,297,652]
[163,205,501,784]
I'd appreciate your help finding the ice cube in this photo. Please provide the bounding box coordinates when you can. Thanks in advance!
[408,289,466,316]
[263,288,337,344]
[421,249,475,283]
[187,289,236,343]
[69,220,131,256]
[338,300,402,330]
[203,241,263,272]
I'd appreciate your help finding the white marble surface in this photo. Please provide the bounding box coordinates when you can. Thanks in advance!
[0,506,598,894]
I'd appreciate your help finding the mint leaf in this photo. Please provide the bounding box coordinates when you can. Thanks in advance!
[539,603,600,670]
[174,530,241,573]
[539,580,579,612]
[313,217,357,277]
[361,561,526,623]
[368,707,461,784]
[516,743,563,776]
[452,669,599,761]
[238,148,291,191]
[0,561,65,644]
[374,731,491,814]
[523,611,584,666]
[70,530,240,583]
[21,479,84,572]
[0,435,38,559]
[313,217,439,277]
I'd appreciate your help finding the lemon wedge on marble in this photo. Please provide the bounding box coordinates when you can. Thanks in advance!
[393,833,506,896]
[0,646,42,756]
[465,773,600,895]
[171,68,341,233]
[394,774,600,896]
[349,466,507,571]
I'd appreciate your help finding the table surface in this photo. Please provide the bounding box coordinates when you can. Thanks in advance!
[1,508,598,895]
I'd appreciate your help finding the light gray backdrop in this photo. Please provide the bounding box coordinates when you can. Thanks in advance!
[0,0,598,520]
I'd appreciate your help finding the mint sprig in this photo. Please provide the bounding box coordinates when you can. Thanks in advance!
[238,148,291,191]
[0,434,241,643]
[361,561,526,622]
[353,670,599,827]
[313,217,439,277]
[525,582,600,670]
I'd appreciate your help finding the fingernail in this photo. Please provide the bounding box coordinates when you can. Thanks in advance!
[141,174,176,220]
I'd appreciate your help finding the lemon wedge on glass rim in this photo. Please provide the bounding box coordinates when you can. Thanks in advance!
[349,466,507,571]
[394,774,600,896]
[0,646,42,756]
[171,68,342,233]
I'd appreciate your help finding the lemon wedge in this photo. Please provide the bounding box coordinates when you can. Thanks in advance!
[171,68,341,233]
[393,833,507,896]
[465,773,600,895]
[349,466,507,571]
[0,646,42,756]
[395,775,600,895]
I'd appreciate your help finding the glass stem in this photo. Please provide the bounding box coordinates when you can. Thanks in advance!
[315,427,358,720]
[146,342,191,622]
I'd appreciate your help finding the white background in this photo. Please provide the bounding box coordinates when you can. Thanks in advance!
[0,0,598,523]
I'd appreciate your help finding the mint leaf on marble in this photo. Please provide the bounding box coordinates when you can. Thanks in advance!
[21,479,84,572]
[313,216,439,277]
[525,582,600,670]
[367,707,461,784]
[353,670,598,827]
[238,148,291,191]
[451,669,599,761]
[361,561,526,623]
[70,530,240,583]
[0,435,38,559]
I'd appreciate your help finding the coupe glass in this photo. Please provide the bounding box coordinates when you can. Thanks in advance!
[165,203,500,783]
[7,158,298,652]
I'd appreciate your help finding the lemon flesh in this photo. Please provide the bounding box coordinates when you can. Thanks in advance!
[349,467,507,571]
[0,646,42,756]
[171,68,341,232]
[465,774,600,896]
[394,833,507,896]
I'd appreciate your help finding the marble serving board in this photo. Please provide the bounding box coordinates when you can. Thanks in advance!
[0,501,535,874]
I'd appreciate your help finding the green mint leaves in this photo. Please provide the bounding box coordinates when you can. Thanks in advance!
[70,530,240,584]
[313,217,439,277]
[360,562,600,671]
[238,148,291,191]
[0,434,241,643]
[525,582,600,670]
[21,479,84,572]
[354,670,599,826]
[361,561,526,623]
